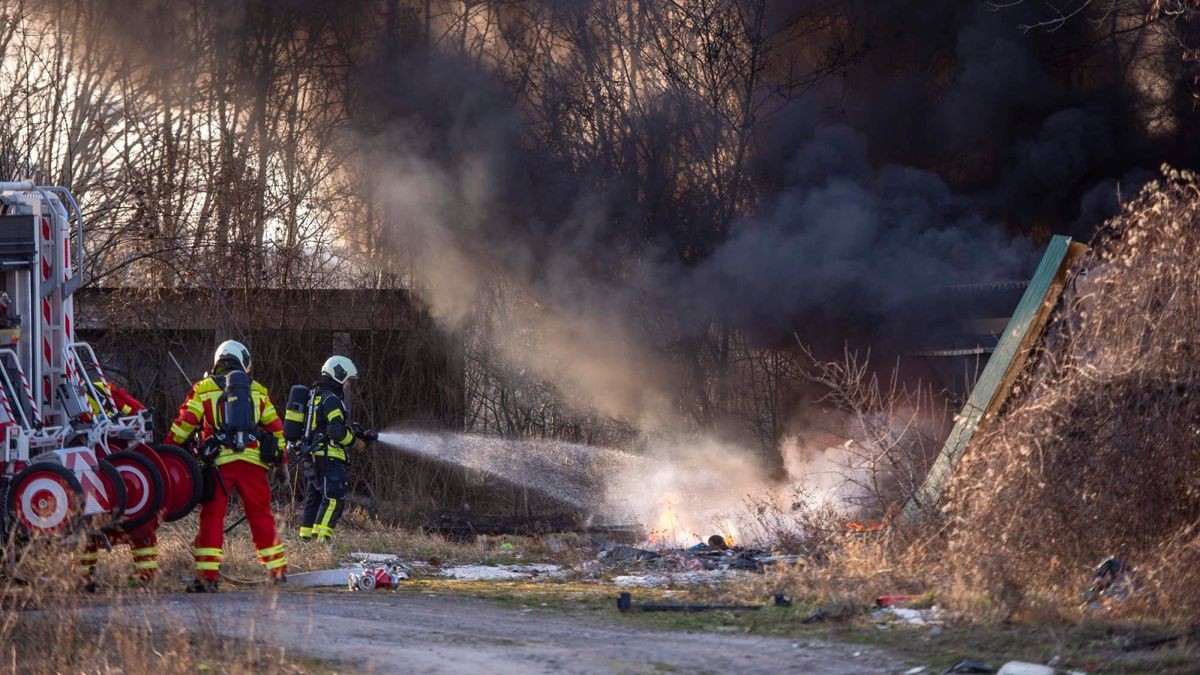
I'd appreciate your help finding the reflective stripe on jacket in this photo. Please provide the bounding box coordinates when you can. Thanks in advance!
[309,388,355,462]
[167,374,284,468]
[87,381,144,417]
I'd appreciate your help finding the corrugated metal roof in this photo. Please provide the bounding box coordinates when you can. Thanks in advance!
[904,235,1084,519]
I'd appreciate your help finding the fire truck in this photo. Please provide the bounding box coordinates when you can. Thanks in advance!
[0,181,200,553]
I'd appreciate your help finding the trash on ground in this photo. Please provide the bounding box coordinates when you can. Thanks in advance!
[600,545,660,562]
[594,533,795,583]
[872,606,943,626]
[876,594,921,607]
[1083,556,1139,611]
[440,563,561,581]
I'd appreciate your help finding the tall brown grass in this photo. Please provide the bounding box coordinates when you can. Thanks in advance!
[0,502,553,673]
[937,167,1200,619]
[730,168,1200,625]
[0,536,307,673]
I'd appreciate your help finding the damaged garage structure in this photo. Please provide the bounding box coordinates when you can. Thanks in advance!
[73,286,465,435]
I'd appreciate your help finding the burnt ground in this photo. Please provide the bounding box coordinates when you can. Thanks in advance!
[83,589,894,673]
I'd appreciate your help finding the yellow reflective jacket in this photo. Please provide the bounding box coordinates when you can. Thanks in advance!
[167,374,285,469]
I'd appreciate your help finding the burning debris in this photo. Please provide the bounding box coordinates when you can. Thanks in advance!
[592,532,799,588]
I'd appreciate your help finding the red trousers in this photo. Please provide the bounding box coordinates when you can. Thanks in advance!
[78,532,158,581]
[193,460,286,580]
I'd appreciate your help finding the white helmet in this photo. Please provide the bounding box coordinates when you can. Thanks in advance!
[214,339,252,372]
[322,355,358,383]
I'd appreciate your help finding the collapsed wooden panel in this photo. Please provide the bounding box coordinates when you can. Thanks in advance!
[904,235,1087,520]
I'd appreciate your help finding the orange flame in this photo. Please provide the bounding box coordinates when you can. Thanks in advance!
[644,495,741,549]
[646,495,684,547]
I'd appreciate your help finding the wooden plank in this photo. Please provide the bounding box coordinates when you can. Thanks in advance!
[903,236,1086,519]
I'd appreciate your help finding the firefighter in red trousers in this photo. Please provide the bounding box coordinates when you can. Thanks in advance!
[167,340,287,592]
[77,381,158,591]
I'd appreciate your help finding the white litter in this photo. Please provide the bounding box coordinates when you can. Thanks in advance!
[996,663,1055,675]
[440,564,561,581]
[872,606,943,626]
[612,569,744,588]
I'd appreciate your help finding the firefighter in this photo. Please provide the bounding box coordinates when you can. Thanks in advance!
[297,355,377,542]
[88,379,143,418]
[167,340,287,592]
[77,381,159,590]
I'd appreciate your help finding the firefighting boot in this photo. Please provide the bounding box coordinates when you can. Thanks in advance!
[76,549,99,593]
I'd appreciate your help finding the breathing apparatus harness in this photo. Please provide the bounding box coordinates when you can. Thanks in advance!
[198,367,281,467]
[283,379,376,465]
[283,383,323,463]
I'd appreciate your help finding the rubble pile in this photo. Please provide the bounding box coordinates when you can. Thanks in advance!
[589,536,799,588]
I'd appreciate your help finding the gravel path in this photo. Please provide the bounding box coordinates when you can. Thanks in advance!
[90,589,896,674]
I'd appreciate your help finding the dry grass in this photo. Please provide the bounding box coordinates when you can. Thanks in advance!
[85,503,573,591]
[725,168,1200,630]
[935,167,1200,621]
[0,501,562,673]
[0,541,313,674]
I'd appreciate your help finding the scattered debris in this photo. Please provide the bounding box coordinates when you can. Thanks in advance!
[594,534,794,587]
[1083,556,1138,611]
[440,564,561,581]
[616,591,790,612]
[706,534,730,550]
[876,594,920,607]
[599,545,659,562]
[873,606,943,626]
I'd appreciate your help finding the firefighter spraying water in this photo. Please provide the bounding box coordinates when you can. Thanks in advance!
[283,356,378,543]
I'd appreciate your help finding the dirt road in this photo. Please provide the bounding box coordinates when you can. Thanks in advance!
[93,590,895,674]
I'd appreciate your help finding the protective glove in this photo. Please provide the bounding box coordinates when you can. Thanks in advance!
[351,423,379,445]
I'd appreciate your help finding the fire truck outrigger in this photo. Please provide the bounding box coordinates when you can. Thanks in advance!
[0,180,200,566]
